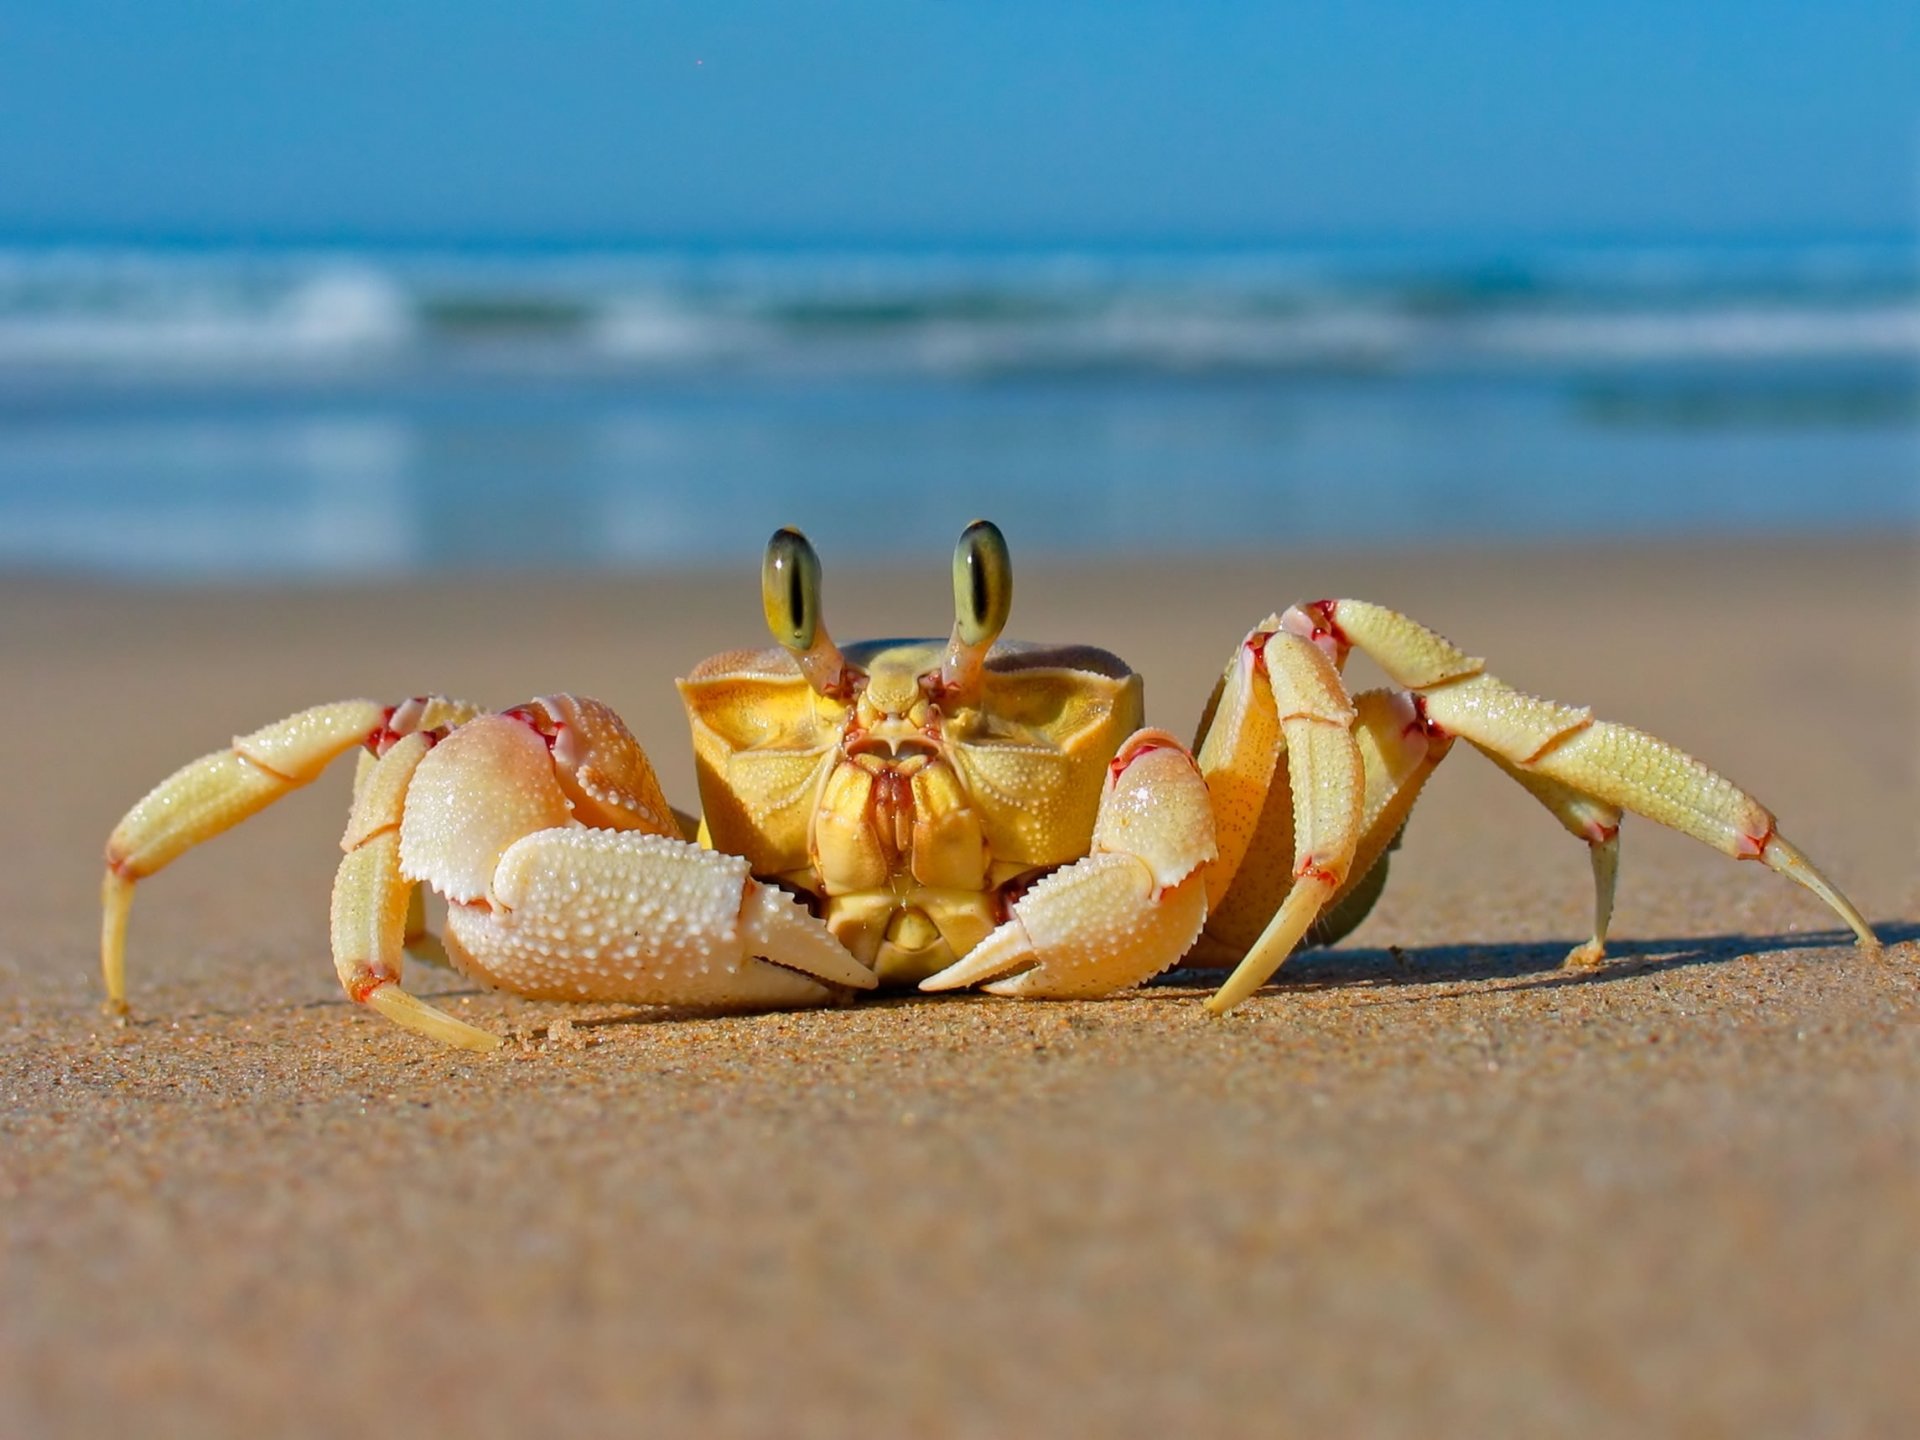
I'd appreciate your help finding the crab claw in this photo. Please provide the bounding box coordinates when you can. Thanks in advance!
[444,830,877,1007]
[921,730,1215,999]
[400,712,875,1010]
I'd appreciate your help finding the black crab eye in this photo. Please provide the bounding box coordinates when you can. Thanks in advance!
[952,519,1012,649]
[762,526,822,652]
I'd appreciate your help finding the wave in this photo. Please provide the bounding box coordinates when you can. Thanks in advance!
[0,240,1912,377]
[0,257,413,365]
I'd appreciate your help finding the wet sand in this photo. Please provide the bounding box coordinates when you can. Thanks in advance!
[3,537,1916,1437]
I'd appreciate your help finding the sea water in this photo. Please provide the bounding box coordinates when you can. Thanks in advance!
[0,237,1912,579]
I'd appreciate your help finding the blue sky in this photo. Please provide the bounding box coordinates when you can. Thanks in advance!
[0,1,1914,244]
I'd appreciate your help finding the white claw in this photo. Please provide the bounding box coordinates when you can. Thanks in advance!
[923,855,1209,999]
[444,828,874,1007]
[922,728,1215,1000]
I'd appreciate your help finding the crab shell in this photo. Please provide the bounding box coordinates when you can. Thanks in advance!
[679,637,1143,984]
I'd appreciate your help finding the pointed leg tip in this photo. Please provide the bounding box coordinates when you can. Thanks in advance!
[1562,940,1608,970]
[1757,834,1879,957]
[1203,971,1265,1015]
[364,983,505,1052]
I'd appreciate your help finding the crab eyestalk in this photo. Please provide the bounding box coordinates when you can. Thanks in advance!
[940,519,1013,698]
[763,527,852,698]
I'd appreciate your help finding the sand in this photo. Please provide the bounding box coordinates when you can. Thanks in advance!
[3,536,1916,1438]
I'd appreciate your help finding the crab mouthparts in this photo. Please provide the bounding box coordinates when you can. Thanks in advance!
[844,729,941,763]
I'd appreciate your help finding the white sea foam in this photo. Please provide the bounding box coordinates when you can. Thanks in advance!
[0,240,1911,377]
[589,297,765,364]
[0,261,411,366]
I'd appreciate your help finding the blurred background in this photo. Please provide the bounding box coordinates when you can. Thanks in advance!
[0,2,1914,579]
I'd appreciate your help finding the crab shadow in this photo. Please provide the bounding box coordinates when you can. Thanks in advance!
[1163,918,1918,1003]
[215,921,1908,1041]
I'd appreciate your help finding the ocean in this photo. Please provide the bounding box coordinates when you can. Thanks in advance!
[0,237,1913,579]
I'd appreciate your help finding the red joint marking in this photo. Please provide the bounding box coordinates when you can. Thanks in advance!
[1586,820,1620,845]
[504,707,560,751]
[812,665,859,704]
[364,705,400,756]
[1403,693,1448,742]
[1295,858,1340,886]
[347,969,394,1005]
[107,853,135,879]
[369,706,444,756]
[1305,600,1348,645]
[1110,740,1174,780]
[1244,629,1277,674]
[1735,822,1776,860]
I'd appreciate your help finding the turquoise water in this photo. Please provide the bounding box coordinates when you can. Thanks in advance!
[0,238,1913,577]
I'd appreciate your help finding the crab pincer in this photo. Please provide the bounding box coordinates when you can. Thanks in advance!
[383,707,875,1043]
[920,730,1215,999]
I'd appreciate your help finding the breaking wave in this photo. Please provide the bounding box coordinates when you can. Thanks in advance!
[0,239,1912,378]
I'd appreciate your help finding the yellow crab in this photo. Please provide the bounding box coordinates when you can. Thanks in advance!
[101,522,1879,1052]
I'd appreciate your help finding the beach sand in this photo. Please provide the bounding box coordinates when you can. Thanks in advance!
[3,537,1916,1437]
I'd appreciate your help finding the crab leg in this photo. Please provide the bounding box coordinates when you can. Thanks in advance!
[100,696,487,1015]
[103,699,388,1014]
[332,732,503,1050]
[1203,632,1365,1014]
[1340,690,1456,919]
[1471,749,1623,966]
[1193,686,1456,964]
[355,748,457,971]
[1288,600,1879,955]
[402,882,453,970]
[919,730,1216,998]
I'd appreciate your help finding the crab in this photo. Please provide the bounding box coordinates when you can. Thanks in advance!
[100,521,1880,1052]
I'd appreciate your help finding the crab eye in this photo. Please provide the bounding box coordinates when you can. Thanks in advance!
[952,519,1012,649]
[762,527,853,698]
[762,526,823,652]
